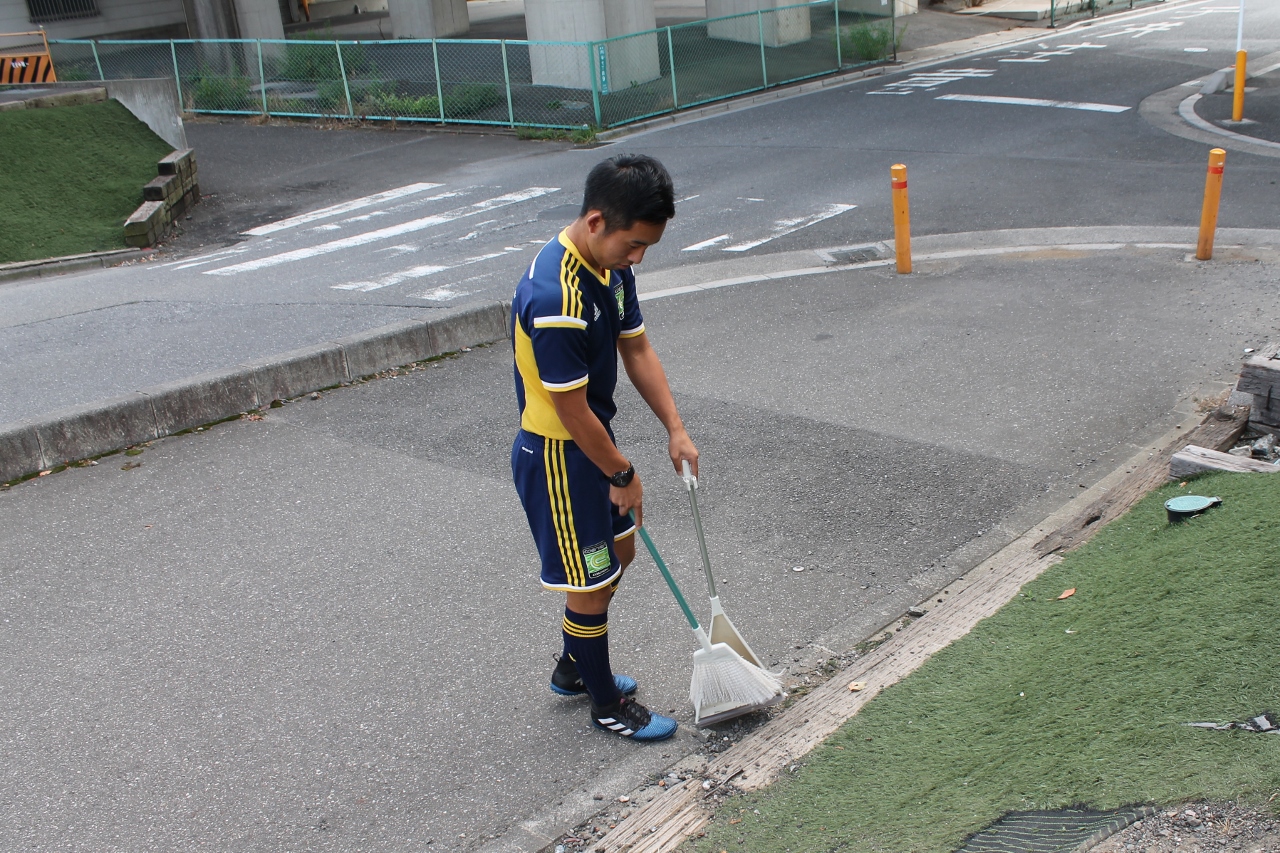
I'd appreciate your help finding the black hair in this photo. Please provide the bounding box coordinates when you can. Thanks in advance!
[580,153,675,232]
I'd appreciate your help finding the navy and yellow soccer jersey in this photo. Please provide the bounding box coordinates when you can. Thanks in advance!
[512,230,645,439]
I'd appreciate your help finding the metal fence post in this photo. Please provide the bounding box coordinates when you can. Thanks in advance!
[256,39,268,115]
[891,0,897,62]
[758,10,768,88]
[432,39,445,121]
[90,40,104,80]
[500,39,515,128]
[335,42,354,118]
[170,40,184,110]
[666,27,678,111]
[833,0,841,69]
[589,41,603,128]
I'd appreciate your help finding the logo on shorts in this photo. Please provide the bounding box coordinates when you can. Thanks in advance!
[583,541,613,578]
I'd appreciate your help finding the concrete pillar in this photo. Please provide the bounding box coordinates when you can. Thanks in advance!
[526,0,659,92]
[706,0,810,48]
[233,0,286,39]
[838,0,917,17]
[389,0,470,39]
[182,0,239,39]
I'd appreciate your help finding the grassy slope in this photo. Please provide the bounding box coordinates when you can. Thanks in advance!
[691,472,1280,853]
[0,100,173,264]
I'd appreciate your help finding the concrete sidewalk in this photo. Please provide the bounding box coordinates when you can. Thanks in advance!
[3,228,1279,853]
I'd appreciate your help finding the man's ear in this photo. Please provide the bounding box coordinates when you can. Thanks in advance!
[584,210,607,235]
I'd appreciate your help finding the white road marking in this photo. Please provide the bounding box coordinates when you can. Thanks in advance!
[639,244,1142,301]
[1184,47,1209,53]
[331,246,525,292]
[869,67,996,96]
[207,187,559,275]
[675,194,700,204]
[163,246,252,270]
[936,94,1130,113]
[682,234,731,252]
[1095,20,1182,38]
[412,285,468,301]
[723,204,856,252]
[242,182,443,236]
[312,224,341,231]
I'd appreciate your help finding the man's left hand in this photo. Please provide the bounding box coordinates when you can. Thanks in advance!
[669,427,698,479]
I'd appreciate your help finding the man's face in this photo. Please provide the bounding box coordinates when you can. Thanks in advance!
[586,213,667,271]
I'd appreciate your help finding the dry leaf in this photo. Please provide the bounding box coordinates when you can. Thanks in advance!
[729,819,741,825]
[848,681,866,692]
[1058,588,1076,600]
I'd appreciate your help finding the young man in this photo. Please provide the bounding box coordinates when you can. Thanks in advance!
[511,154,698,742]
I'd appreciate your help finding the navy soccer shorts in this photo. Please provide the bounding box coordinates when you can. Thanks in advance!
[512,429,636,592]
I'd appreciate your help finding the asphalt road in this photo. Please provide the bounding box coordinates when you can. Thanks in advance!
[3,237,1279,852]
[1,0,1278,426]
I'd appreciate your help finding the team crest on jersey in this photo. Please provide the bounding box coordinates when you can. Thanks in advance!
[583,541,612,577]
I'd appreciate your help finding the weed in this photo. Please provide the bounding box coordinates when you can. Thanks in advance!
[186,71,252,111]
[839,19,905,63]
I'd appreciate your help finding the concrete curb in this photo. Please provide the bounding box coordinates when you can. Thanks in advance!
[0,301,511,484]
[0,248,145,284]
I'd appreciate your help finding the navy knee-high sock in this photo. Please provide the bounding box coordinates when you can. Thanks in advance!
[562,608,619,709]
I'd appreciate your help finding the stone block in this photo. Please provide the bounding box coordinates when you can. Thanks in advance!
[428,302,510,355]
[143,174,180,202]
[337,319,437,379]
[157,148,195,177]
[28,88,107,109]
[144,368,260,435]
[125,201,166,236]
[245,342,350,403]
[0,422,44,483]
[33,394,159,468]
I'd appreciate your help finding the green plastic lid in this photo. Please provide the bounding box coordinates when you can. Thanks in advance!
[1165,495,1219,513]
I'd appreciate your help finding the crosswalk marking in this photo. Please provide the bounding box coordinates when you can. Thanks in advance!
[936,94,1130,113]
[682,234,731,252]
[206,187,559,276]
[331,246,526,292]
[242,182,444,236]
[723,204,856,253]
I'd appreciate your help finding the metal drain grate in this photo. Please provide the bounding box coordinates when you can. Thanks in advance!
[955,806,1154,853]
[824,244,887,265]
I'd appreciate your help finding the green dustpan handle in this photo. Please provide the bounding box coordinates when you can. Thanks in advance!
[631,511,700,631]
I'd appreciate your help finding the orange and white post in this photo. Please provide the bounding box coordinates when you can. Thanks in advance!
[891,163,911,274]
[1196,148,1226,261]
[1232,0,1246,122]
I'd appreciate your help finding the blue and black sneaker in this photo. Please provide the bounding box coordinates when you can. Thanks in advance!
[549,654,637,697]
[591,697,678,742]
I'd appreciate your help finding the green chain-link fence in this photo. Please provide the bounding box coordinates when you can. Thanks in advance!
[49,0,900,130]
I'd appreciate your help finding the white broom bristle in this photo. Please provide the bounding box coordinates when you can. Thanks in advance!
[690,645,783,715]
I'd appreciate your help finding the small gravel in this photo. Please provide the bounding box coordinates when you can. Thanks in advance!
[1090,801,1280,853]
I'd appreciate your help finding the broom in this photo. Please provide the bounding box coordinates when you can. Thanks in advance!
[632,512,784,726]
[681,460,767,669]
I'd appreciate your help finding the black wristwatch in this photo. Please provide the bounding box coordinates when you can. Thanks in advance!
[608,464,635,488]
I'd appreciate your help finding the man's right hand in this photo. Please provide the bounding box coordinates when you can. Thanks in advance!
[610,473,643,529]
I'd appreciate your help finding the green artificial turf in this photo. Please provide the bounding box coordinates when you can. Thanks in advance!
[0,100,173,264]
[689,472,1280,853]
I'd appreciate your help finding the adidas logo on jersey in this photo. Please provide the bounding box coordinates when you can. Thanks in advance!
[594,304,602,321]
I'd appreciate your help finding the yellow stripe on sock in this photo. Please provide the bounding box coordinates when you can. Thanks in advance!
[562,617,608,638]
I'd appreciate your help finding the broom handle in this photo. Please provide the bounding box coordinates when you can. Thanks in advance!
[681,460,718,599]
[631,511,700,631]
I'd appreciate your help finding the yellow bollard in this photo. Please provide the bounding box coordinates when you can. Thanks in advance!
[891,163,911,274]
[1232,50,1247,122]
[1196,148,1226,261]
